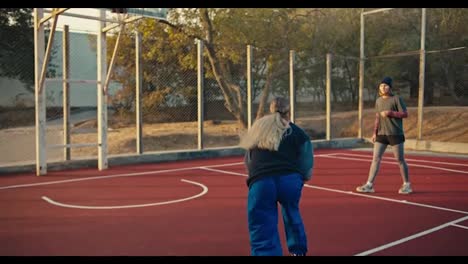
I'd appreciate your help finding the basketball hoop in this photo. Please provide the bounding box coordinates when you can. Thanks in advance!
[110,8,128,14]
[110,8,129,24]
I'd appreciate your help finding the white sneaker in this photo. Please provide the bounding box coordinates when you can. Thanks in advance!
[290,252,306,256]
[399,183,412,194]
[356,183,374,193]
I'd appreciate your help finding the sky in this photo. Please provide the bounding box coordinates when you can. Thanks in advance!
[42,8,168,34]
[44,8,102,34]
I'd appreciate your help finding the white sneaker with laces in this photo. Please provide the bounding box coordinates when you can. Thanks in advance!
[356,183,375,193]
[399,183,412,194]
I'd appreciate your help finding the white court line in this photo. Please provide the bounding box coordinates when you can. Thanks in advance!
[0,162,244,190]
[304,184,468,214]
[201,167,247,177]
[2,154,466,253]
[41,179,208,210]
[0,155,330,190]
[201,167,468,215]
[204,161,468,255]
[452,224,468,230]
[354,215,468,256]
[329,152,468,167]
[317,155,468,174]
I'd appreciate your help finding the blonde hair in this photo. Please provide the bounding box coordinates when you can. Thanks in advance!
[239,97,290,151]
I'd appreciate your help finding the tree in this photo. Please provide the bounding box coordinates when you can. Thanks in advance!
[0,8,59,96]
[0,8,34,91]
[362,8,468,105]
[425,8,468,105]
[306,8,361,106]
[137,8,321,127]
[106,18,199,119]
[108,8,467,128]
[363,8,422,102]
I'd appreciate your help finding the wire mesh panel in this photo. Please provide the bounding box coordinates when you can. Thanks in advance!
[361,8,468,143]
[425,51,467,107]
[250,47,270,121]
[44,29,100,161]
[0,9,36,166]
[422,50,468,144]
[420,8,468,143]
[68,31,100,159]
[361,8,422,140]
[425,8,468,106]
[31,12,113,164]
[139,31,198,152]
[330,55,360,139]
[3,8,468,170]
[104,28,138,157]
[203,45,246,149]
[362,55,417,139]
[251,47,291,122]
[295,52,327,140]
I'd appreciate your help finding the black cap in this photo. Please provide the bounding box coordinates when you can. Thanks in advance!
[381,77,393,88]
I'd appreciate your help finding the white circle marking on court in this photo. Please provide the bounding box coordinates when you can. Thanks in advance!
[41,179,208,209]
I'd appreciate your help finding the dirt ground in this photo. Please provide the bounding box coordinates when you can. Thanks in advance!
[69,106,468,158]
[0,106,467,164]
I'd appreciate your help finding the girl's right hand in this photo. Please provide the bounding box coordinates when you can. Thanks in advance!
[380,111,390,117]
[372,134,376,143]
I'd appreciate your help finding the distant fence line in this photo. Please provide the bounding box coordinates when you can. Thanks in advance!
[0,8,466,173]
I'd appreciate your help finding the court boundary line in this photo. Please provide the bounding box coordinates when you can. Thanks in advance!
[318,154,468,174]
[0,154,336,191]
[0,162,245,190]
[1,151,467,255]
[201,166,468,256]
[2,152,466,216]
[452,224,468,230]
[354,215,468,256]
[201,167,468,215]
[332,152,468,167]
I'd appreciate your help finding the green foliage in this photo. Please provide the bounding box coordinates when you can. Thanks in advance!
[0,8,34,90]
[363,8,468,104]
[107,8,468,122]
[142,87,171,114]
[0,8,60,94]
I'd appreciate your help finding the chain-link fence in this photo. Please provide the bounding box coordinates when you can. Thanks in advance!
[1,8,467,168]
[294,52,327,139]
[360,8,468,142]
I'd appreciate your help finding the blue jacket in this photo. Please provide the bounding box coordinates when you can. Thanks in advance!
[244,123,314,188]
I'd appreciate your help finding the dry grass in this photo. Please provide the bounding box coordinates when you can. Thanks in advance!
[340,106,468,142]
[2,105,466,165]
[70,120,244,157]
[68,106,468,158]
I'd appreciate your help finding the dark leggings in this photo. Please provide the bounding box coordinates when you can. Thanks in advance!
[367,140,409,184]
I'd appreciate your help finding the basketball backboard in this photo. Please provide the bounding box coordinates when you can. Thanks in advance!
[108,8,169,20]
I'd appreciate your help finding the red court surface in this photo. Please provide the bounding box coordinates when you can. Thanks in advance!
[0,148,467,256]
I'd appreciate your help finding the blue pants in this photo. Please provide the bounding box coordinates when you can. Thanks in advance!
[247,173,307,256]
